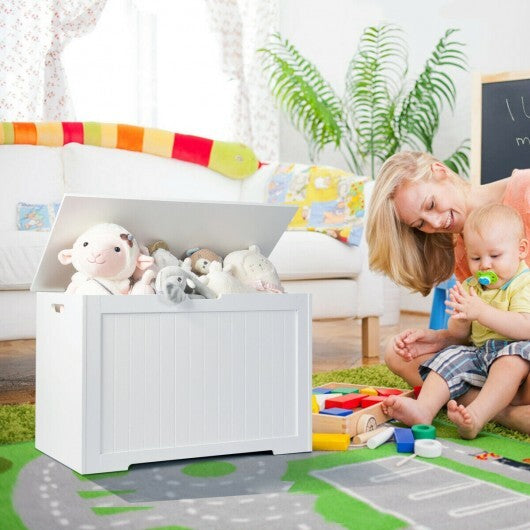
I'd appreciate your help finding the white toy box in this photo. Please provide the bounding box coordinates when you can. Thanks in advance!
[32,195,312,474]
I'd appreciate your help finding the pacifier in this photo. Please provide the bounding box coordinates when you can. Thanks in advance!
[475,270,498,286]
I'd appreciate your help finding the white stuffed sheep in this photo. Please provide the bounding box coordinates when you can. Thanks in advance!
[58,223,154,295]
[223,245,284,293]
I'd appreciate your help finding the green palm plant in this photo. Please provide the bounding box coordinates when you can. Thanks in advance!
[260,25,469,178]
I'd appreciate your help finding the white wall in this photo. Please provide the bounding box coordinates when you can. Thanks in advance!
[279,0,530,314]
[279,0,530,170]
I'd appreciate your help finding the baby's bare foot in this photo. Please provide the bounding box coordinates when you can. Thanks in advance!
[382,396,433,426]
[447,400,481,439]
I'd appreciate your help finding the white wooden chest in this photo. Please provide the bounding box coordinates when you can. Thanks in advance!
[32,195,311,474]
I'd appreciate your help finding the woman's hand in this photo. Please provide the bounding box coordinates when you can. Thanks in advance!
[392,328,449,362]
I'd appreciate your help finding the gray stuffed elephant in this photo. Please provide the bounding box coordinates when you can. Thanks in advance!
[155,262,217,304]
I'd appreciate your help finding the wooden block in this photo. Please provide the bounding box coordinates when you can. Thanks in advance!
[319,407,353,417]
[331,387,360,394]
[326,394,366,410]
[314,394,328,410]
[312,395,320,413]
[312,387,333,394]
[361,395,386,408]
[394,427,415,453]
[312,433,350,451]
[360,387,378,396]
[376,388,403,397]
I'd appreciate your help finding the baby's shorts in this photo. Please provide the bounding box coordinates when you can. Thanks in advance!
[419,339,530,399]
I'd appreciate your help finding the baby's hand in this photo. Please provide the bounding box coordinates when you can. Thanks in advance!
[445,281,485,321]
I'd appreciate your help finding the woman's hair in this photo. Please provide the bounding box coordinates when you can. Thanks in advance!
[366,151,467,296]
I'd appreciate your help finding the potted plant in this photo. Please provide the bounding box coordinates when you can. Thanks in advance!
[260,24,469,179]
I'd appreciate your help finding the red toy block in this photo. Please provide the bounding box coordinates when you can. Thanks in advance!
[413,385,422,399]
[360,395,386,408]
[325,393,366,410]
[376,388,403,397]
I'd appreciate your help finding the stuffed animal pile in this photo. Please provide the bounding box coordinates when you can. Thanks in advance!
[58,224,284,303]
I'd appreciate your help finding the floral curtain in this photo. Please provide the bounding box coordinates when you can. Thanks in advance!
[0,0,107,121]
[204,0,279,161]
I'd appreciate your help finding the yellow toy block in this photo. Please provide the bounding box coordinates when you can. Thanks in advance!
[311,395,320,413]
[312,433,350,451]
[360,387,378,396]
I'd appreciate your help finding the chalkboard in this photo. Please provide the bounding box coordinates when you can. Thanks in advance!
[472,72,530,184]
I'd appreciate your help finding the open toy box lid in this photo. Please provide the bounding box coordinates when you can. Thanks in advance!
[31,194,297,292]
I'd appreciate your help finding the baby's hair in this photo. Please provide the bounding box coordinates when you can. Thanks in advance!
[464,204,525,241]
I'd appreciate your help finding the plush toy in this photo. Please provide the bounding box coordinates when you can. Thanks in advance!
[152,247,181,270]
[184,247,223,276]
[58,223,154,295]
[223,245,284,293]
[129,244,157,295]
[199,261,256,297]
[1,122,261,179]
[155,260,217,304]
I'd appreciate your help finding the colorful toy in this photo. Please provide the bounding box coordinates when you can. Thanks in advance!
[312,433,350,451]
[412,424,436,439]
[360,395,385,408]
[311,395,320,413]
[394,427,415,453]
[476,270,499,286]
[312,387,333,394]
[360,387,378,396]
[325,394,366,410]
[0,122,261,179]
[312,383,414,438]
[331,387,360,394]
[319,408,353,417]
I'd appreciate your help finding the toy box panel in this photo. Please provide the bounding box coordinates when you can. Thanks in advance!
[312,383,414,436]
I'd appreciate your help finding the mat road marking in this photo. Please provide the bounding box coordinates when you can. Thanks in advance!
[311,457,530,529]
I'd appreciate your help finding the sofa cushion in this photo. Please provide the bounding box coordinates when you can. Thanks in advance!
[0,146,64,231]
[0,231,48,289]
[269,231,361,281]
[63,144,242,202]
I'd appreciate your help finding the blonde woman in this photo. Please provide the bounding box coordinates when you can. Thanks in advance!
[366,151,530,434]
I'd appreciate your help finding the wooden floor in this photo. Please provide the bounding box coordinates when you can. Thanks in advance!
[0,311,429,405]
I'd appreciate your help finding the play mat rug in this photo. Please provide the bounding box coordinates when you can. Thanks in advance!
[267,163,368,246]
[1,421,529,530]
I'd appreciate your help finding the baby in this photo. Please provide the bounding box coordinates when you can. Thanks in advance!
[383,204,530,438]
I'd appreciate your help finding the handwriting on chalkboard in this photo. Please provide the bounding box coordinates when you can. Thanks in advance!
[504,98,530,147]
[505,97,530,122]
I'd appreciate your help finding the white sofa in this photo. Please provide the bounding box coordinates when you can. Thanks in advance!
[0,143,390,356]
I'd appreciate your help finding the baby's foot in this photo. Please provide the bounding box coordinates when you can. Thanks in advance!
[382,396,433,426]
[447,400,481,439]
